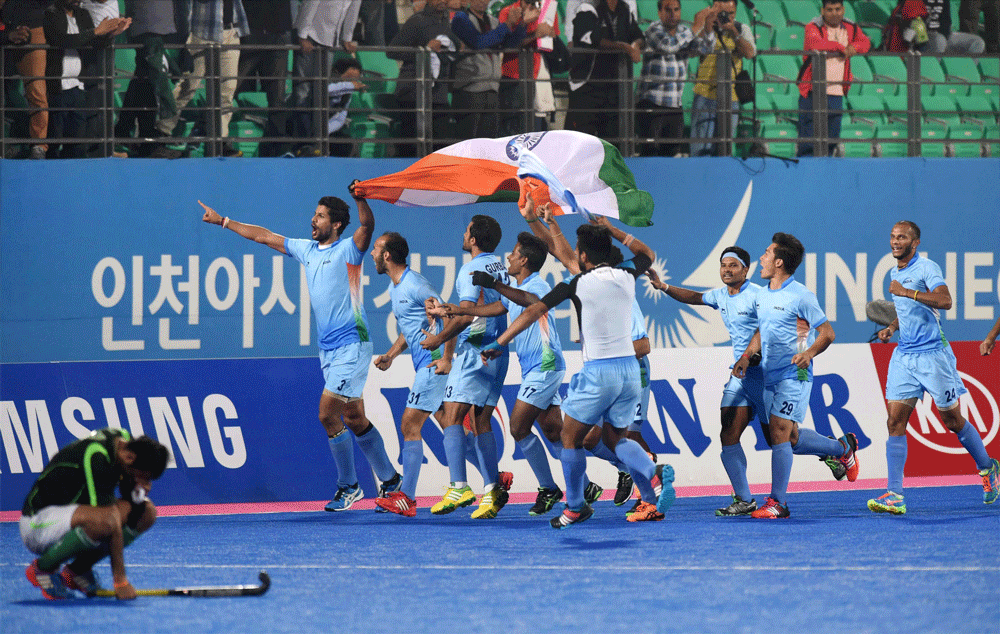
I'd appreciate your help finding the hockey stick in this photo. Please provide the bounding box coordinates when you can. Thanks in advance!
[95,571,270,598]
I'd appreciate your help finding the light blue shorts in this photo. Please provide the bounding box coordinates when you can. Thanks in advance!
[635,355,651,424]
[886,346,968,409]
[764,377,813,424]
[721,365,768,426]
[517,369,565,410]
[320,341,373,399]
[407,365,448,413]
[445,343,510,408]
[562,357,640,429]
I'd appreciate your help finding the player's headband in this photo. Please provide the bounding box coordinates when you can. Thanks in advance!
[721,251,748,267]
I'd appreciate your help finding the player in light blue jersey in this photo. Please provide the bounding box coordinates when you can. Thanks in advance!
[868,221,998,514]
[369,232,452,517]
[419,215,513,519]
[733,233,856,519]
[198,186,400,514]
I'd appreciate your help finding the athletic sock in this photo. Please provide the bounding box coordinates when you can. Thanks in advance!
[792,427,845,457]
[589,438,627,471]
[354,423,398,483]
[475,431,500,489]
[955,421,992,470]
[886,435,907,493]
[549,444,561,461]
[442,424,468,485]
[465,431,487,480]
[400,440,424,499]
[615,438,657,501]
[518,433,557,490]
[560,448,588,510]
[67,526,140,576]
[37,527,99,571]
[328,431,358,489]
[720,444,752,501]
[770,442,793,506]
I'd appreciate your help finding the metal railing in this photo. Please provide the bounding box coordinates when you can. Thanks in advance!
[2,41,998,159]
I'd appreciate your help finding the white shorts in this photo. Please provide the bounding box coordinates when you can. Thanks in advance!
[20,504,78,555]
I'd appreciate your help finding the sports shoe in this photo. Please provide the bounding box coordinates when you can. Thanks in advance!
[498,471,514,491]
[626,501,665,522]
[583,481,604,504]
[528,487,563,516]
[867,491,906,515]
[821,454,848,481]
[430,485,476,515]
[60,566,103,597]
[980,458,1000,504]
[374,472,403,513]
[375,491,417,517]
[550,504,594,529]
[750,496,790,519]
[471,487,509,519]
[26,559,72,600]
[626,498,643,517]
[837,433,860,482]
[655,464,676,514]
[614,471,634,505]
[324,483,363,512]
[716,494,757,516]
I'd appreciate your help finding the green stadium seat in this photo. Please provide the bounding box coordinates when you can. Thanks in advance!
[838,120,875,157]
[854,1,891,27]
[356,50,399,95]
[948,122,985,157]
[869,55,907,85]
[759,79,790,97]
[984,123,1000,156]
[752,22,775,49]
[862,26,883,49]
[637,0,659,23]
[967,83,999,117]
[955,92,995,123]
[875,121,908,156]
[940,57,982,97]
[921,93,961,127]
[680,0,711,24]
[919,57,946,96]
[760,54,801,83]
[920,121,948,157]
[979,58,999,81]
[850,56,874,87]
[773,26,805,50]
[235,91,268,111]
[783,2,818,26]
[761,121,798,156]
[768,90,800,122]
[846,92,887,124]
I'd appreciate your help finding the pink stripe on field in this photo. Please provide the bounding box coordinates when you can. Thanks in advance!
[0,475,983,522]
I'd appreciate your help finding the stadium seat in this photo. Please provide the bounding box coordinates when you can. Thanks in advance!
[984,123,1000,156]
[768,89,800,123]
[783,2,818,26]
[637,0,659,23]
[921,93,961,127]
[919,57,946,96]
[862,26,883,48]
[761,121,798,156]
[752,22,775,49]
[967,83,999,118]
[680,0,711,24]
[748,0,787,29]
[356,50,399,95]
[948,122,985,157]
[869,55,907,86]
[849,56,874,89]
[842,1,857,22]
[773,26,805,50]
[230,120,262,158]
[838,120,875,157]
[854,1,891,27]
[875,121,908,156]
[940,57,982,97]
[920,121,948,157]
[956,92,997,123]
[846,92,887,124]
[979,57,999,81]
[760,54,801,84]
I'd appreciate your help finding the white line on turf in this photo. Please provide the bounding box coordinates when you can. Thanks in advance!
[4,563,996,572]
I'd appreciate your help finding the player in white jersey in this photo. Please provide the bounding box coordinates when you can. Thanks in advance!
[370,232,451,517]
[484,212,674,529]
[868,221,998,514]
[198,184,400,513]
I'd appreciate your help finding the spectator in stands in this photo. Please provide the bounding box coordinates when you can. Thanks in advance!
[288,0,361,157]
[113,0,182,159]
[43,0,129,158]
[564,0,637,43]
[327,57,366,157]
[360,0,400,46]
[881,0,929,52]
[162,0,249,158]
[688,0,755,157]
[1,4,33,157]
[237,0,291,157]
[498,0,557,136]
[959,0,998,53]
[920,0,985,53]
[451,0,529,140]
[796,0,870,157]
[1,0,52,159]
[388,0,457,156]
[636,0,699,157]
[566,0,644,143]
[80,0,116,24]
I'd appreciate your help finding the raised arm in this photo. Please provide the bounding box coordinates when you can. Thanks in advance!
[646,268,704,305]
[589,214,654,264]
[349,180,375,252]
[540,204,581,275]
[199,200,287,253]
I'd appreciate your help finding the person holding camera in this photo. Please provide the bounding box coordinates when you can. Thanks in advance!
[688,0,755,157]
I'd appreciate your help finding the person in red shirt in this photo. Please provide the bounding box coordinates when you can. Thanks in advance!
[795,0,870,157]
[498,0,557,136]
[881,0,929,52]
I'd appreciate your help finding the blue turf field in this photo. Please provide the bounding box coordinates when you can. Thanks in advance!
[2,486,997,634]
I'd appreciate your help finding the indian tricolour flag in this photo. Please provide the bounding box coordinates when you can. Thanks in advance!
[353,131,654,227]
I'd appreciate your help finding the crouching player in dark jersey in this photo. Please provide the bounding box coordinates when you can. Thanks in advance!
[21,428,170,600]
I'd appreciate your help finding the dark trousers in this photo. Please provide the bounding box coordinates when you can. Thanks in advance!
[393,98,453,157]
[237,32,290,156]
[797,93,843,157]
[636,99,685,156]
[47,86,87,158]
[452,89,498,141]
[114,33,178,148]
[565,82,621,141]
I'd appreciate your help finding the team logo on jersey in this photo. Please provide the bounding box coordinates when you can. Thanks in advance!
[907,371,998,454]
[505,132,547,161]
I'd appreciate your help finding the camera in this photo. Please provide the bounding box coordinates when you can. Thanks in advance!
[717,10,731,24]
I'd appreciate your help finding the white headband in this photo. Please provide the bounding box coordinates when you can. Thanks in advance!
[721,251,748,267]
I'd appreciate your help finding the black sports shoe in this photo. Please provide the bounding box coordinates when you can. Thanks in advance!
[528,487,563,516]
[614,471,634,506]
[583,481,604,504]
[625,497,643,516]
[550,503,594,529]
[375,472,403,513]
[715,494,758,516]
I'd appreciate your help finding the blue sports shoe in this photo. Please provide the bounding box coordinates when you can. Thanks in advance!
[980,458,999,504]
[26,560,72,600]
[324,483,363,512]
[61,566,103,597]
[655,464,676,514]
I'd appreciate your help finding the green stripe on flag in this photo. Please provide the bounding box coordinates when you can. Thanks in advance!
[598,140,654,227]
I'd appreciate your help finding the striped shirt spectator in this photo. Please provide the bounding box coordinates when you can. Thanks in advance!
[637,20,697,108]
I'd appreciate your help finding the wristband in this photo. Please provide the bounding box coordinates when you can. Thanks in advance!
[526,217,539,223]
[622,234,635,247]
[740,353,748,359]
[912,289,918,301]
[222,217,230,229]
[114,579,130,589]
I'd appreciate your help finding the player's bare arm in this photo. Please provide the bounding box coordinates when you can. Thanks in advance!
[981,317,1000,356]
[349,180,375,252]
[647,268,704,305]
[541,204,581,274]
[889,280,953,310]
[878,318,900,343]
[421,304,475,350]
[733,330,761,378]
[199,200,287,254]
[375,333,408,371]
[482,300,548,361]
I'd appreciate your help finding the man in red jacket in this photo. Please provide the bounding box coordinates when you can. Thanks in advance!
[795,0,870,157]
